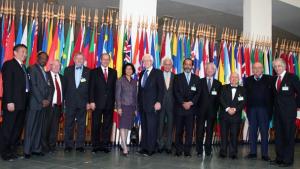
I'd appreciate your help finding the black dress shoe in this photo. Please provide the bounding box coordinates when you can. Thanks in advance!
[102,147,111,153]
[262,156,271,161]
[175,151,182,157]
[230,155,237,159]
[64,147,73,152]
[24,154,31,159]
[270,159,283,165]
[157,149,163,153]
[76,147,85,152]
[219,153,226,158]
[279,162,293,167]
[184,152,191,157]
[137,149,148,156]
[165,149,172,154]
[246,153,257,159]
[32,152,44,156]
[1,154,14,161]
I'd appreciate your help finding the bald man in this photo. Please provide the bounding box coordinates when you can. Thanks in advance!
[219,72,246,159]
[244,62,273,161]
[42,60,64,153]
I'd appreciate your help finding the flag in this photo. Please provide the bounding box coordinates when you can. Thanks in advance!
[82,24,91,64]
[41,17,49,52]
[116,26,125,77]
[47,20,59,69]
[132,27,140,73]
[108,24,114,68]
[1,16,8,65]
[218,40,225,84]
[192,37,199,75]
[154,30,160,69]
[4,16,15,63]
[70,25,85,66]
[61,22,74,73]
[171,32,177,73]
[199,38,204,78]
[47,17,53,53]
[29,18,38,66]
[97,25,104,67]
[16,15,23,45]
[223,41,231,84]
[87,24,97,69]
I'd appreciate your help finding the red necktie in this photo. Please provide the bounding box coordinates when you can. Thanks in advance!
[277,76,282,92]
[55,75,62,105]
[104,68,108,82]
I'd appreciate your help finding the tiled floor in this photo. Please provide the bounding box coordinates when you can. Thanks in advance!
[0,144,299,169]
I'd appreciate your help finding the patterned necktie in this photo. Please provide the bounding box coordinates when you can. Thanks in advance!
[142,70,148,87]
[104,68,108,82]
[207,78,212,92]
[54,75,62,105]
[277,76,282,91]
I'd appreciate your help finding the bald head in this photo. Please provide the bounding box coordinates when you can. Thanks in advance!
[252,62,264,78]
[50,60,61,74]
[230,72,239,86]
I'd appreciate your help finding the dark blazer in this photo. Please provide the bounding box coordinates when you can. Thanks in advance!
[244,74,274,115]
[89,67,117,110]
[1,58,28,110]
[219,84,246,121]
[48,72,64,105]
[63,65,90,109]
[197,77,222,116]
[173,73,201,116]
[138,68,164,113]
[272,72,300,117]
[28,64,54,110]
[162,72,175,111]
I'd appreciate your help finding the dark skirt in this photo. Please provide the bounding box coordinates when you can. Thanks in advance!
[119,105,135,129]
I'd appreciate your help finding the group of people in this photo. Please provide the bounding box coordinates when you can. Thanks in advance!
[0,44,299,167]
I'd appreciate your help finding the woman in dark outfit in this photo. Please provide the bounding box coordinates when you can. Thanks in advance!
[115,63,137,156]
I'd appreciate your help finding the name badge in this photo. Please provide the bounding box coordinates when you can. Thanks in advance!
[191,85,196,91]
[238,96,244,101]
[282,86,289,91]
[211,90,217,95]
[80,78,86,83]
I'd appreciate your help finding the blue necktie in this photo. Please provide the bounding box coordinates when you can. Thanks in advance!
[142,70,148,87]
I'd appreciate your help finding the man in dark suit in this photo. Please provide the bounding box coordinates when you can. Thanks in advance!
[157,57,174,154]
[24,51,53,158]
[89,53,117,153]
[244,62,273,161]
[138,54,164,156]
[196,63,221,157]
[1,44,29,161]
[42,60,64,153]
[174,58,200,157]
[63,52,90,153]
[270,58,300,167]
[219,72,246,159]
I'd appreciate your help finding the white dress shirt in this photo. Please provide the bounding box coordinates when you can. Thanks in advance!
[51,71,62,105]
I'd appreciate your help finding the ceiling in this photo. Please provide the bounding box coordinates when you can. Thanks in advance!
[15,0,300,39]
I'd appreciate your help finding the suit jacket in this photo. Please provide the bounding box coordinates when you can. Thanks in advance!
[219,84,246,121]
[89,67,117,110]
[272,72,300,118]
[244,74,274,115]
[173,73,200,116]
[48,72,64,106]
[28,64,54,110]
[197,77,222,117]
[138,68,164,113]
[63,65,90,109]
[162,72,175,112]
[1,58,28,110]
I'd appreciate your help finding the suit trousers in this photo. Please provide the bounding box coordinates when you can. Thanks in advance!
[64,107,86,148]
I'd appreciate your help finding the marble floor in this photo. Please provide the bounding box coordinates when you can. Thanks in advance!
[0,144,299,169]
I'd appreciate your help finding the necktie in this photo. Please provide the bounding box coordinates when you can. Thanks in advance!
[277,76,282,91]
[22,65,30,92]
[104,68,108,82]
[186,73,190,84]
[54,75,62,105]
[207,78,212,92]
[165,73,170,89]
[142,70,148,87]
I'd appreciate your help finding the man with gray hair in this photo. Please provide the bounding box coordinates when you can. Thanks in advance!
[196,62,221,157]
[42,60,64,153]
[138,54,164,156]
[157,57,174,154]
[270,58,300,167]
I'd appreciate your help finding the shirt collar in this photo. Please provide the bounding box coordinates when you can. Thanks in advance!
[14,58,23,66]
[146,66,153,72]
[101,65,108,70]
[50,71,59,77]
[254,74,263,80]
[279,70,286,79]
